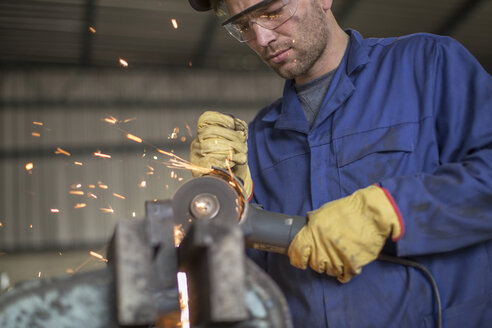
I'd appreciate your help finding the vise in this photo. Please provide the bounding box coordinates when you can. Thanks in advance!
[0,169,305,328]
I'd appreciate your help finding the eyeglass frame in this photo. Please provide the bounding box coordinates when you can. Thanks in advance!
[220,0,298,42]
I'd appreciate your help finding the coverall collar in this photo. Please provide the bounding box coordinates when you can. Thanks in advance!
[262,29,369,131]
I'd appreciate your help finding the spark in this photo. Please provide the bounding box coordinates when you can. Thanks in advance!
[104,118,211,176]
[100,206,114,214]
[139,180,147,188]
[177,272,190,328]
[55,147,71,156]
[113,193,126,200]
[165,157,211,175]
[171,171,176,179]
[146,165,154,172]
[119,58,129,67]
[123,117,136,123]
[66,269,74,274]
[0,222,3,227]
[126,133,143,143]
[104,116,118,125]
[132,212,136,217]
[185,123,193,137]
[38,272,41,278]
[94,151,111,159]
[98,183,108,189]
[33,121,44,126]
[74,203,87,209]
[174,224,185,247]
[31,132,41,137]
[69,190,84,196]
[170,127,180,139]
[75,184,82,188]
[29,224,33,229]
[50,208,60,213]
[89,26,96,33]
[74,161,83,166]
[88,192,98,199]
[88,184,96,189]
[225,156,235,180]
[180,136,187,142]
[157,148,174,156]
[89,251,108,262]
[25,162,34,171]
[171,18,178,29]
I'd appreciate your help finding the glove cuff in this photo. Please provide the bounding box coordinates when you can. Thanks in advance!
[375,186,404,241]
[241,166,253,201]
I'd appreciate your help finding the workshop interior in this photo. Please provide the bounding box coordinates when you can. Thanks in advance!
[1,0,491,327]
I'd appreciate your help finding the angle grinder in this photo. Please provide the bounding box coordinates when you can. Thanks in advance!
[172,168,307,254]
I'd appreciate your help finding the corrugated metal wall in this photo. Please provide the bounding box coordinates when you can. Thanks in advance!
[0,68,283,251]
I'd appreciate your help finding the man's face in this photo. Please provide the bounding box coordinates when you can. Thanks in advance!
[224,0,330,82]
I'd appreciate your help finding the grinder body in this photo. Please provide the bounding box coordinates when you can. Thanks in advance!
[241,203,306,253]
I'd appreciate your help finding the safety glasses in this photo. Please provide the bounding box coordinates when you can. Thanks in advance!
[221,0,298,42]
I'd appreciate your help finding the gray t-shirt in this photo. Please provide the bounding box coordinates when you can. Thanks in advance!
[294,69,336,129]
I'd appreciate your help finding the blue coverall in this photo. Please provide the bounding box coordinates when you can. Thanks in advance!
[247,30,492,327]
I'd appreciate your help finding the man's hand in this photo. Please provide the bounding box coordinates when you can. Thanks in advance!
[190,111,253,198]
[287,185,404,283]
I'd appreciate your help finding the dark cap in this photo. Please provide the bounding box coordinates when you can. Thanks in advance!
[189,0,212,11]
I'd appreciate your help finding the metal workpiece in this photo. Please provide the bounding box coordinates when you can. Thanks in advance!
[178,218,293,328]
[145,200,181,319]
[109,200,181,326]
[0,268,119,328]
[179,219,248,325]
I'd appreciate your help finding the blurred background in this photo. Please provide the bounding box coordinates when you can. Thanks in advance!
[0,0,491,288]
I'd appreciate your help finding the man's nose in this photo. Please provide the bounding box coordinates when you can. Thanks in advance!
[251,23,277,47]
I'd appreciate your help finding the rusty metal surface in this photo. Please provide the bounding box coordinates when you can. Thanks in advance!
[0,268,119,328]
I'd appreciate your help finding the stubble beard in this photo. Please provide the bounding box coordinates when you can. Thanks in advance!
[261,7,330,81]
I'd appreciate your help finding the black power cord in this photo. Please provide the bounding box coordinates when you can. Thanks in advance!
[377,254,443,328]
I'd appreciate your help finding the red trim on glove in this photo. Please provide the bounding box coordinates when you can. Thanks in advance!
[248,181,254,202]
[379,186,405,241]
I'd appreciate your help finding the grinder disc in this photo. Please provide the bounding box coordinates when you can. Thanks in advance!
[172,174,242,234]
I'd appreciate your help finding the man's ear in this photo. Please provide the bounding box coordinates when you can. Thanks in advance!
[320,0,332,11]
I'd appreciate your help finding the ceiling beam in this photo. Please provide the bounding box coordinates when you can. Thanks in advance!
[434,0,486,36]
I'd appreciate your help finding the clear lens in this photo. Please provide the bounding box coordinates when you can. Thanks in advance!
[223,0,298,42]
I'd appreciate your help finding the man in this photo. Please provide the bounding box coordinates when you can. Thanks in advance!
[188,0,492,326]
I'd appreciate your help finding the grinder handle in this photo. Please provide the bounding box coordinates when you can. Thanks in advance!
[242,204,307,254]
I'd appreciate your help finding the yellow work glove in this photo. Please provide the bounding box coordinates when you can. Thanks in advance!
[190,111,253,198]
[287,185,404,283]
